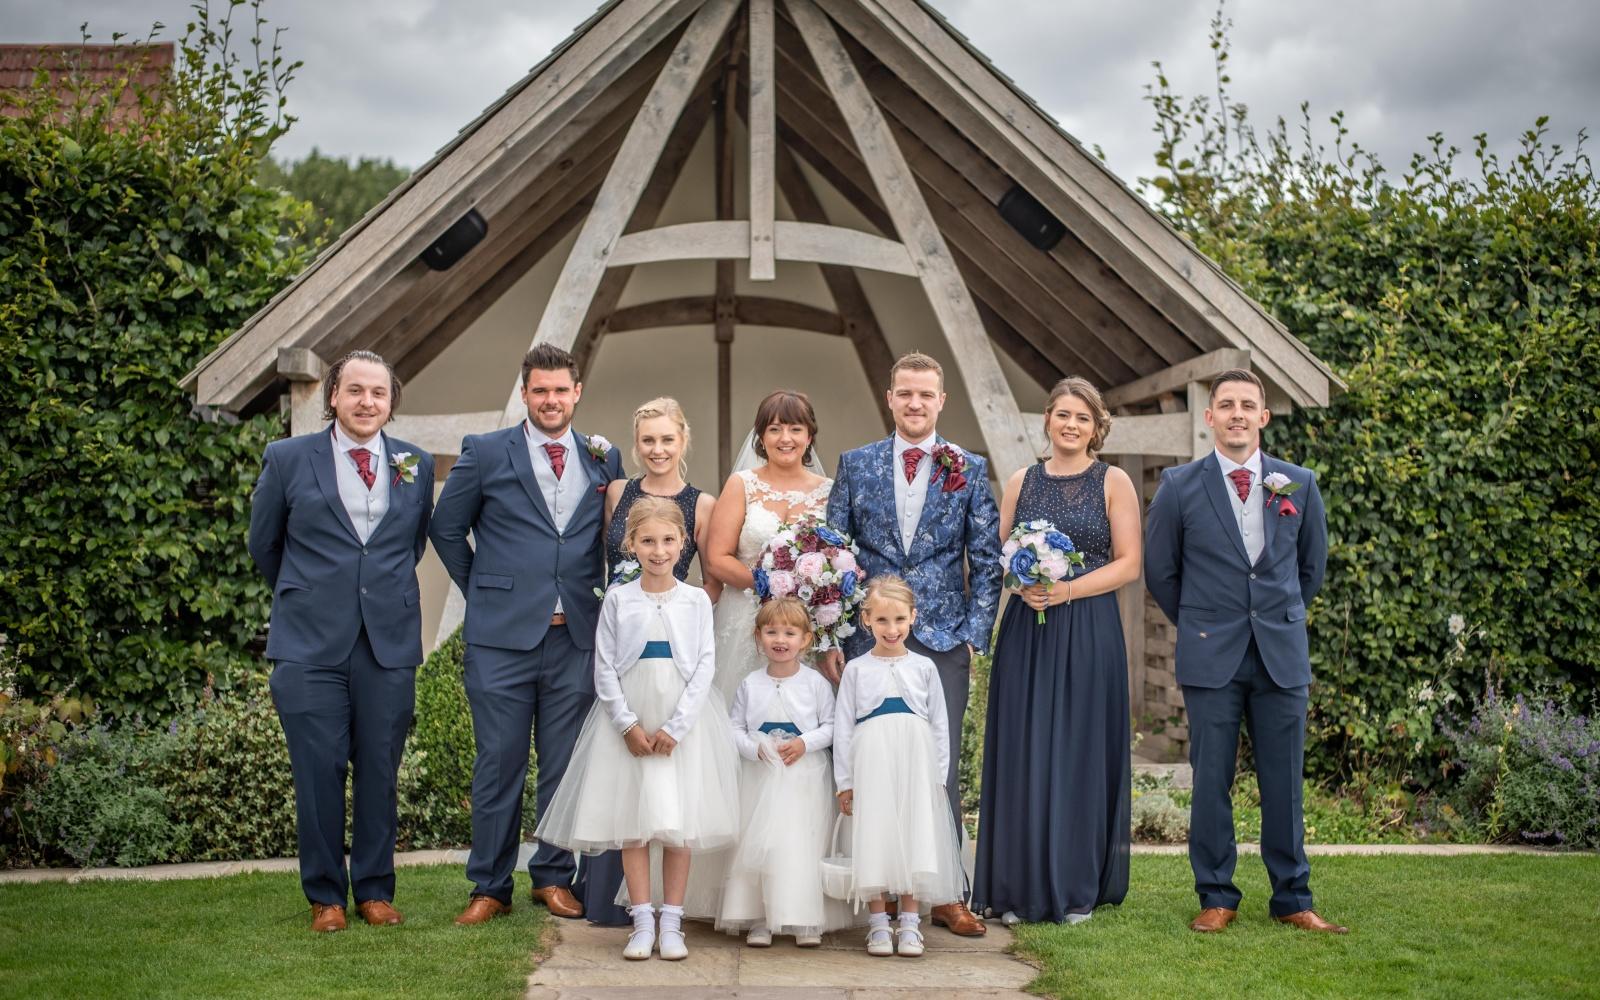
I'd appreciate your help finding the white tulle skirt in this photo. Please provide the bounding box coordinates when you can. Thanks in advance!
[717,736,859,936]
[534,659,740,855]
[847,713,964,906]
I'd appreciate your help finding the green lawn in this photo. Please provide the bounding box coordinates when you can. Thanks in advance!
[1014,854,1600,1000]
[0,865,545,1000]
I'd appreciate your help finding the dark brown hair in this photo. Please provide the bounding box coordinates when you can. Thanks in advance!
[1209,368,1265,403]
[522,343,579,387]
[322,350,401,421]
[1045,376,1111,454]
[751,390,819,465]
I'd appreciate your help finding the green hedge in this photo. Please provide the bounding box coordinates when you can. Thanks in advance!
[1144,24,1600,783]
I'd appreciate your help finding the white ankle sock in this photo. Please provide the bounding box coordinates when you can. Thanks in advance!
[897,911,921,931]
[659,903,685,936]
[868,912,891,933]
[630,903,657,934]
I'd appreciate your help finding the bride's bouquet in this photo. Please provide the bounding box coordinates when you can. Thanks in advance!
[1002,519,1085,624]
[751,516,863,652]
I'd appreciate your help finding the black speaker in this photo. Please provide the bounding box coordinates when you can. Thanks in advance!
[420,208,488,270]
[997,184,1065,251]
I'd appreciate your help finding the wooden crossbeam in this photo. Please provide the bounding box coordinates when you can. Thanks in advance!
[605,295,845,334]
[606,220,916,274]
[516,0,742,427]
[782,0,1034,477]
[1103,348,1253,409]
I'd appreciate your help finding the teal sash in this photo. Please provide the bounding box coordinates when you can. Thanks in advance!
[855,696,913,725]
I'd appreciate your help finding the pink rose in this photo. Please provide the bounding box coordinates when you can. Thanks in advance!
[767,570,797,598]
[795,551,827,581]
[814,602,843,627]
[832,550,857,574]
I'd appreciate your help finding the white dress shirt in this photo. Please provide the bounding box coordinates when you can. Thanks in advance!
[1216,448,1264,564]
[730,666,837,760]
[892,433,934,553]
[525,421,579,611]
[332,424,389,544]
[832,651,949,792]
[592,579,717,742]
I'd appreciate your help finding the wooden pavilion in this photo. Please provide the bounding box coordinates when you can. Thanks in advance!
[185,0,1339,757]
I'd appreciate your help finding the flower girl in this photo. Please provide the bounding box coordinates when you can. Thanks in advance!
[535,497,740,961]
[833,576,964,957]
[718,597,855,947]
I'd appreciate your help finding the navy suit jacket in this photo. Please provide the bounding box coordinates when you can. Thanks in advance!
[248,426,434,669]
[1143,452,1327,689]
[828,436,1003,657]
[428,424,623,653]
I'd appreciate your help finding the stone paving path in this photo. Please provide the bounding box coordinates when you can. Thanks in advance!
[525,915,1035,1000]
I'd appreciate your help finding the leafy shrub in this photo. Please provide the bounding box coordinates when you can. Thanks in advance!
[0,3,317,714]
[1144,12,1600,782]
[1445,687,1600,849]
[24,721,189,867]
[1131,788,1189,843]
[958,650,991,828]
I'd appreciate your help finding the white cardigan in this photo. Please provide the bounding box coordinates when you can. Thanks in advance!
[832,651,949,793]
[729,666,837,761]
[593,578,716,742]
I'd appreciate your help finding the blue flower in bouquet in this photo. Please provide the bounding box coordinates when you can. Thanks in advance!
[1000,519,1086,624]
[815,524,845,547]
[840,570,858,597]
[1008,548,1038,580]
[1045,530,1074,554]
[752,565,771,599]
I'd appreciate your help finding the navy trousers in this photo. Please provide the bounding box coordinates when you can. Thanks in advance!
[1181,640,1314,917]
[464,625,594,904]
[270,628,416,907]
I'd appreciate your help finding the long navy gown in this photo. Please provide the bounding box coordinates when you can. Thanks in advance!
[579,478,704,926]
[972,460,1131,922]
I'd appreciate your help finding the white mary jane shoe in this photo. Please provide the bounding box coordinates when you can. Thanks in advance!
[895,926,925,957]
[658,928,689,961]
[866,925,895,957]
[746,925,773,948]
[623,927,656,961]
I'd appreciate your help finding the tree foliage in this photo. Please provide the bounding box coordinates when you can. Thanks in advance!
[0,2,316,712]
[1143,6,1600,782]
[257,148,409,247]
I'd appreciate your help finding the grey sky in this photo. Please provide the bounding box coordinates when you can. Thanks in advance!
[5,0,1596,189]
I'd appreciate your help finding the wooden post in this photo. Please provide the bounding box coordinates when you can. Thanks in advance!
[1112,454,1147,724]
[715,46,740,482]
[747,0,777,280]
[782,0,1034,477]
[1188,381,1213,460]
[278,348,326,437]
[509,0,741,427]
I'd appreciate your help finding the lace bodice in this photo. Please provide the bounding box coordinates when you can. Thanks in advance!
[734,469,833,566]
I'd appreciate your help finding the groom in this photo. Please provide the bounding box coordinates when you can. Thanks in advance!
[1143,368,1346,934]
[824,351,1002,938]
[430,343,623,925]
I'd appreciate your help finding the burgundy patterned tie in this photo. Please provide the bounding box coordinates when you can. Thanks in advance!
[543,442,567,479]
[349,447,376,490]
[902,447,925,483]
[1227,468,1252,503]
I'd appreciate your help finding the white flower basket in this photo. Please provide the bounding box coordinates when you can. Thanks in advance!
[819,813,855,902]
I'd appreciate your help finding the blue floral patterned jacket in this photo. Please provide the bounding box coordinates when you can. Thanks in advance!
[827,436,1003,658]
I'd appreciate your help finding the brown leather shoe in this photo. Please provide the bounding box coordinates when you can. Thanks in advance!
[1189,907,1237,933]
[455,896,512,926]
[357,899,404,926]
[531,884,585,919]
[310,903,346,933]
[930,901,988,937]
[1277,910,1349,934]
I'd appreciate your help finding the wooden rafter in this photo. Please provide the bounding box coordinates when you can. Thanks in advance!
[747,0,777,280]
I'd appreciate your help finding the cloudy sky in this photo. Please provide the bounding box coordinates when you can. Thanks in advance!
[6,0,1596,188]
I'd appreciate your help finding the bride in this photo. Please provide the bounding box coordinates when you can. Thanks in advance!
[705,390,832,705]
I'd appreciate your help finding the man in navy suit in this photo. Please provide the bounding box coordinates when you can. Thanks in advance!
[430,344,623,925]
[249,350,434,933]
[824,352,1002,937]
[1144,368,1346,934]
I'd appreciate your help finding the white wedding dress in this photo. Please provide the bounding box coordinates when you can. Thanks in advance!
[711,468,833,706]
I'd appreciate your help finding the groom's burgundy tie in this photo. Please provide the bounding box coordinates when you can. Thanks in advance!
[1227,468,1252,503]
[543,442,567,480]
[349,447,376,490]
[902,447,925,483]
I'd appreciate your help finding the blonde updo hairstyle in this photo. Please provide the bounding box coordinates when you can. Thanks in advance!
[623,495,687,555]
[631,396,692,479]
[1044,376,1112,455]
[862,574,917,616]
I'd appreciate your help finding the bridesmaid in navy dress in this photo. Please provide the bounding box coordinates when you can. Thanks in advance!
[583,396,720,926]
[972,377,1141,925]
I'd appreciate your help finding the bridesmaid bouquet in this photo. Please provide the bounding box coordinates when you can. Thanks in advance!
[751,516,863,652]
[1002,520,1085,624]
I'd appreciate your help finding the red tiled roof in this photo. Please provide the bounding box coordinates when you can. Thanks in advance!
[0,42,174,120]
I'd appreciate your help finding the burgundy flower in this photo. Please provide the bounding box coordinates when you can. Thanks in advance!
[772,548,796,571]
